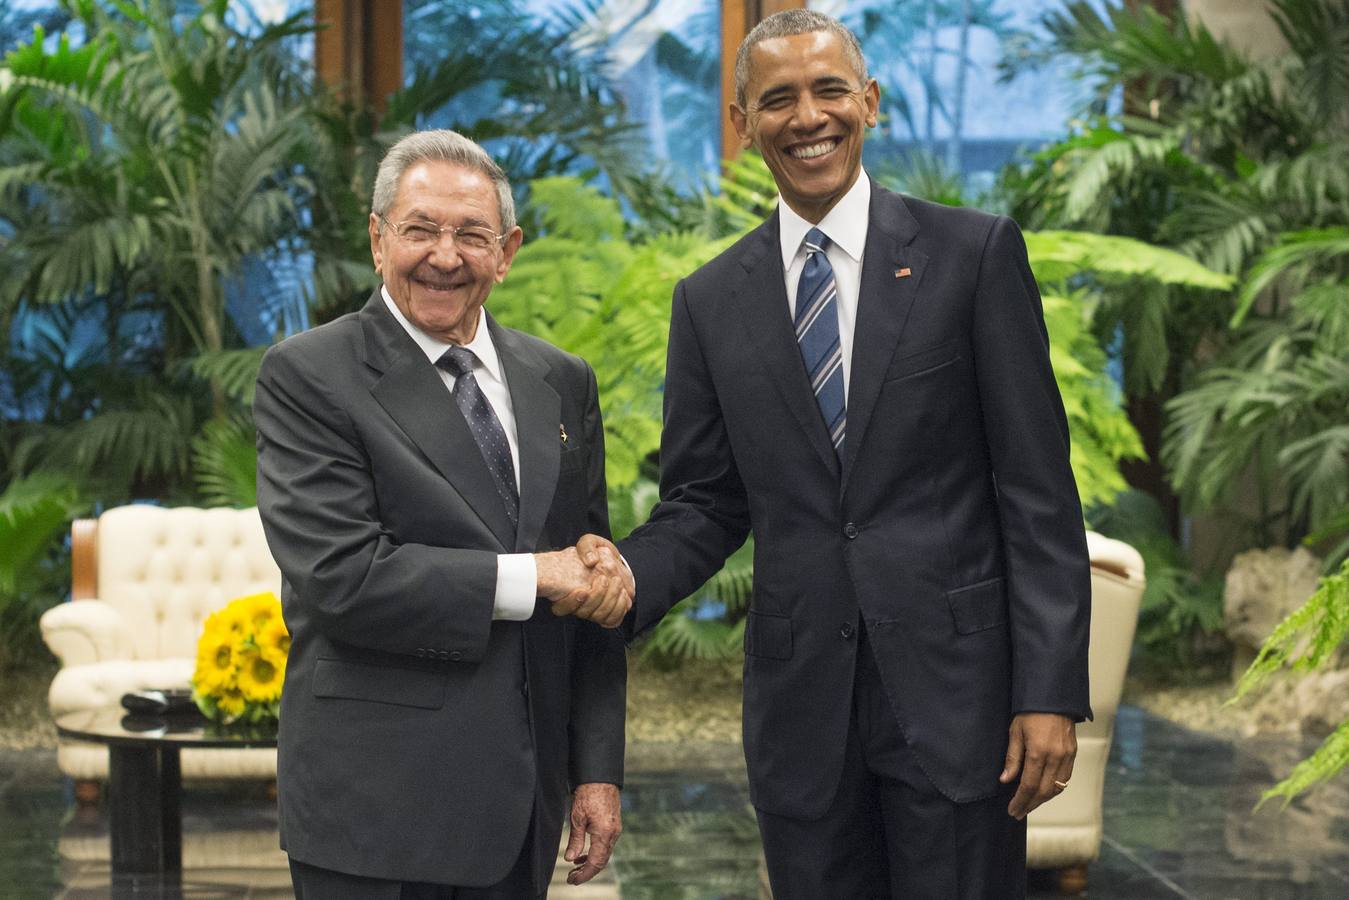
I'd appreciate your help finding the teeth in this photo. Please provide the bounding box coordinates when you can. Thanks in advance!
[792,141,836,159]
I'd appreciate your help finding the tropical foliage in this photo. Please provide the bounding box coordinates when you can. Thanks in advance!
[0,474,83,672]
[0,0,657,667]
[1089,490,1224,671]
[1231,561,1349,803]
[1164,234,1349,559]
[999,0,1349,681]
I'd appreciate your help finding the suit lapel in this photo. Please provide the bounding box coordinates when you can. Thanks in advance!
[842,185,926,494]
[360,293,517,550]
[733,213,842,476]
[490,316,561,554]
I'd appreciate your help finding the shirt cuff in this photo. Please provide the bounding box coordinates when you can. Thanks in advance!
[495,554,538,621]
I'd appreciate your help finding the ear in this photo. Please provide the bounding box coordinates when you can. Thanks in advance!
[729,103,753,150]
[495,226,525,283]
[369,213,384,275]
[863,78,880,129]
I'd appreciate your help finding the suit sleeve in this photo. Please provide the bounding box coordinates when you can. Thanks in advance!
[618,279,752,638]
[568,361,627,788]
[254,342,498,661]
[972,216,1092,721]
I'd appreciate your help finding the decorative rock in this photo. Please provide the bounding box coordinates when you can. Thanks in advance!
[1224,546,1324,682]
[1293,669,1349,739]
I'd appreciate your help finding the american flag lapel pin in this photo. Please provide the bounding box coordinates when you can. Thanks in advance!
[895,267,912,278]
[559,424,569,444]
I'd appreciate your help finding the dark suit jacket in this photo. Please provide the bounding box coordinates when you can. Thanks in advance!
[254,291,626,887]
[620,183,1091,818]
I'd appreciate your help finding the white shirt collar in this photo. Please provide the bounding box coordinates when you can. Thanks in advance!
[778,169,871,271]
[380,285,505,384]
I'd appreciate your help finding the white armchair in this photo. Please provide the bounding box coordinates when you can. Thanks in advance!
[41,505,281,797]
[1026,531,1146,893]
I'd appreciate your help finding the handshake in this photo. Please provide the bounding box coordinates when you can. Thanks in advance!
[534,534,633,629]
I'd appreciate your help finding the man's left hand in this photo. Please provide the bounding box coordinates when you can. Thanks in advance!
[564,782,622,884]
[999,712,1076,820]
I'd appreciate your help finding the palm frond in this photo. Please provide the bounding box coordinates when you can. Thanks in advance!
[0,472,82,594]
[1234,227,1349,326]
[42,385,194,488]
[189,347,266,406]
[191,413,258,508]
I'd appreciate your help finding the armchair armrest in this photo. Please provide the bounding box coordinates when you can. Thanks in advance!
[40,599,135,667]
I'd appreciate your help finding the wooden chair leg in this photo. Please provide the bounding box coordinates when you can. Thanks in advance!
[73,778,101,807]
[266,779,278,802]
[1056,863,1088,895]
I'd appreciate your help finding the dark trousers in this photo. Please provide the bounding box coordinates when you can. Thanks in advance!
[757,627,1026,900]
[288,819,543,900]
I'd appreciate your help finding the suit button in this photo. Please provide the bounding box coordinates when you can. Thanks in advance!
[437,650,450,661]
[840,623,855,640]
[448,650,463,662]
[414,648,427,658]
[843,523,859,539]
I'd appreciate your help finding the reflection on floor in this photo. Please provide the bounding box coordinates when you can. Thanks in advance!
[1,705,1347,898]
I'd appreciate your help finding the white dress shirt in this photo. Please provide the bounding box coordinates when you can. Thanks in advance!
[778,169,872,399]
[381,287,537,620]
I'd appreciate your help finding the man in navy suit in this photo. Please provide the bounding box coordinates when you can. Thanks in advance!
[572,10,1091,898]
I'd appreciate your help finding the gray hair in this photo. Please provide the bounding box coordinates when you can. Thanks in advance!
[371,129,516,232]
[734,10,869,108]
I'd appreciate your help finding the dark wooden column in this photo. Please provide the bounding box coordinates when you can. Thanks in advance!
[721,0,805,160]
[315,0,403,115]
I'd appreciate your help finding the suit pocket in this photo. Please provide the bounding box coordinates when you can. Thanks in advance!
[558,445,589,475]
[946,577,1008,635]
[312,657,448,709]
[744,610,793,660]
[883,340,960,383]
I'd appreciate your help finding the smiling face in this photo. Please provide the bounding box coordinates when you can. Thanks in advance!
[369,159,523,344]
[731,30,879,223]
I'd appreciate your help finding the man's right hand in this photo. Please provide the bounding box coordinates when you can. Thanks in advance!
[535,538,633,628]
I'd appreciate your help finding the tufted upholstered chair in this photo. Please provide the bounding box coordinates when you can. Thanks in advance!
[41,505,281,794]
[1025,531,1145,894]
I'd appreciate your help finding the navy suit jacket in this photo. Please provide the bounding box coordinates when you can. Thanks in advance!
[255,292,626,886]
[621,183,1091,817]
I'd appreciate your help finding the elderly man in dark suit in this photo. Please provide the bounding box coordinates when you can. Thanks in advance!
[255,129,628,899]
[571,10,1091,899]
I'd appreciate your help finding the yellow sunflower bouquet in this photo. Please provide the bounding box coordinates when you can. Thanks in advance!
[192,591,290,724]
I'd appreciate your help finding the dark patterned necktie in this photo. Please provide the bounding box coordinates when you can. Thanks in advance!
[437,346,519,528]
[796,227,845,462]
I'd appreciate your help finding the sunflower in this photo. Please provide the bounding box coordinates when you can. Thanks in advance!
[259,615,291,657]
[193,629,237,693]
[237,646,285,704]
[203,603,248,642]
[237,591,280,634]
[215,686,248,719]
[193,591,286,723]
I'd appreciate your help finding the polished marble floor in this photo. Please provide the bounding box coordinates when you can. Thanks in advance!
[2,706,1347,898]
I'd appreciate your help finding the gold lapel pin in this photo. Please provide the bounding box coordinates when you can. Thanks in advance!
[559,424,568,444]
[895,267,912,278]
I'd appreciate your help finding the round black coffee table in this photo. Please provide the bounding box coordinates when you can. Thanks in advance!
[56,707,278,876]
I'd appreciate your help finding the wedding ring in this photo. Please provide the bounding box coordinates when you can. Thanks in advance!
[1053,780,1069,790]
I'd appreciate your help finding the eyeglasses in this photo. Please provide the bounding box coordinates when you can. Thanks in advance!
[380,217,508,254]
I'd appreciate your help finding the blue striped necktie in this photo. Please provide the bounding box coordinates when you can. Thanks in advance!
[795,227,845,462]
[437,346,519,528]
